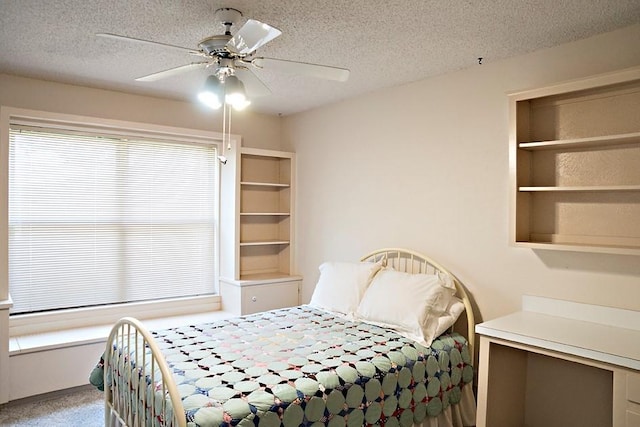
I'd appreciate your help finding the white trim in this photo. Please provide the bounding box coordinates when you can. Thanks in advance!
[0,107,9,302]
[2,106,234,144]
[507,65,640,100]
[0,295,12,310]
[0,308,9,404]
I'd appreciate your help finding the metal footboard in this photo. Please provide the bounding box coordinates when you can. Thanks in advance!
[104,317,186,427]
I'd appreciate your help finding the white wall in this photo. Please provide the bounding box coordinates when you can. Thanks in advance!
[283,24,640,323]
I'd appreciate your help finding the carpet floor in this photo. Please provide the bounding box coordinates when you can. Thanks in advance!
[0,385,103,426]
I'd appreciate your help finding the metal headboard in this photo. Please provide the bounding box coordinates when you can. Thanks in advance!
[360,248,475,354]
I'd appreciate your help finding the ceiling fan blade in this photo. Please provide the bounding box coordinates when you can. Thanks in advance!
[226,19,282,55]
[96,33,196,54]
[252,57,350,82]
[135,62,209,82]
[235,67,272,98]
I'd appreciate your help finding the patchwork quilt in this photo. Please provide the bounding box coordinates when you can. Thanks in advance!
[96,305,474,427]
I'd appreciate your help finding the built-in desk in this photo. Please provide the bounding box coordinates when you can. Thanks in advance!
[475,296,640,427]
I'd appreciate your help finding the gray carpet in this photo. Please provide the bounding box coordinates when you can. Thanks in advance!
[0,385,103,426]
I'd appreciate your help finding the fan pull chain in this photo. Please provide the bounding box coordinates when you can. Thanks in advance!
[227,106,232,150]
[222,100,232,151]
[222,101,226,149]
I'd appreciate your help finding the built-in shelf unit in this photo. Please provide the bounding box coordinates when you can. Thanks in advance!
[220,146,300,315]
[510,66,640,255]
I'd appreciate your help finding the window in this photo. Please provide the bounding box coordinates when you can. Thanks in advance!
[8,123,219,315]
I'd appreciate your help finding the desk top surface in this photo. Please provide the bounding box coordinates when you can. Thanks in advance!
[476,310,640,371]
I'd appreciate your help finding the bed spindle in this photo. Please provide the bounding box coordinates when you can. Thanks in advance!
[141,335,146,426]
[105,317,186,427]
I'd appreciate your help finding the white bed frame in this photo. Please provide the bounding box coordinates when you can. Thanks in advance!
[104,248,475,427]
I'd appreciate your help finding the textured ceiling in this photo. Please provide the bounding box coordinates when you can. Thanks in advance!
[1,0,639,115]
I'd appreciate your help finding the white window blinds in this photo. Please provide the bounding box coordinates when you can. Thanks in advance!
[8,126,218,314]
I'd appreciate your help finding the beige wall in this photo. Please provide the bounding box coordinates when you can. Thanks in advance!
[0,74,282,150]
[283,24,640,323]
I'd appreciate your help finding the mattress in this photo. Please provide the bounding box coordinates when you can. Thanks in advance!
[101,305,474,427]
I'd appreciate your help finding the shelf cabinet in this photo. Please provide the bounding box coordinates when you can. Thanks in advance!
[510,67,640,255]
[220,146,300,314]
[239,150,294,278]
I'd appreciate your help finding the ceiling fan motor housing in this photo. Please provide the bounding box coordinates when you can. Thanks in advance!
[199,35,233,56]
[200,8,243,57]
[215,7,243,30]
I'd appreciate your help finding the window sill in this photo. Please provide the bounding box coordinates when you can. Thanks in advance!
[9,310,237,356]
[9,294,223,336]
[1,297,13,310]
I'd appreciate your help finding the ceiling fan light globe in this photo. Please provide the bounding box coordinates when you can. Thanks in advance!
[231,99,251,111]
[198,76,223,109]
[226,92,246,105]
[224,75,243,91]
[224,75,248,108]
[198,91,222,109]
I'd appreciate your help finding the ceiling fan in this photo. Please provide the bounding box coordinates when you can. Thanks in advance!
[97,7,350,109]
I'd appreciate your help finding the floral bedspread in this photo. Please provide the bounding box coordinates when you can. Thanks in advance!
[101,305,474,426]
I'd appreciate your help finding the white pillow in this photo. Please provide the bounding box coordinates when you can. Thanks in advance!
[355,268,456,347]
[434,297,466,337]
[309,261,382,316]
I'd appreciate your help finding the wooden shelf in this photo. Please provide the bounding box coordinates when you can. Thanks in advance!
[239,240,290,246]
[515,241,640,256]
[510,67,640,255]
[519,185,640,192]
[519,131,640,150]
[240,212,290,216]
[240,181,290,188]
